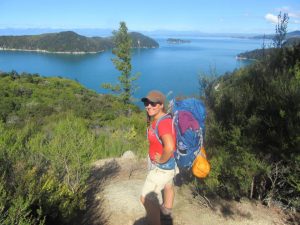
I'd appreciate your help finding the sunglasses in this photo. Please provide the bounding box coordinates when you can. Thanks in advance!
[144,101,161,107]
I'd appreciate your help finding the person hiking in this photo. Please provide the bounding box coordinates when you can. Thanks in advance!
[140,90,177,225]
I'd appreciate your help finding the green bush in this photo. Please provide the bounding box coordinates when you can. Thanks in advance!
[200,44,300,208]
[0,72,146,223]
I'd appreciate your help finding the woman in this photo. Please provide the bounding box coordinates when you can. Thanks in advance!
[140,90,177,225]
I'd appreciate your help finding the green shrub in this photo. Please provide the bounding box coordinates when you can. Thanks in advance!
[0,72,146,223]
[200,44,300,208]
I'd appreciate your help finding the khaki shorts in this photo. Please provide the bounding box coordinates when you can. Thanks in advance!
[141,166,176,200]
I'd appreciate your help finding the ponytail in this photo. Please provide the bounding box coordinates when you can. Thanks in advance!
[146,113,151,128]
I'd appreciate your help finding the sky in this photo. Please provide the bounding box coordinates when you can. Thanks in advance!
[0,0,299,34]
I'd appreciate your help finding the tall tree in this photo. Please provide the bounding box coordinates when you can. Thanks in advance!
[102,21,139,104]
[273,12,289,48]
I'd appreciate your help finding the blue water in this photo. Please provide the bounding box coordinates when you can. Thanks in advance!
[0,37,263,102]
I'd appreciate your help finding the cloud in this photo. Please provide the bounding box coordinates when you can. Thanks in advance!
[265,13,278,23]
[289,12,300,19]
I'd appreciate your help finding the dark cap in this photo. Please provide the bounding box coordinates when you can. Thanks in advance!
[141,90,166,104]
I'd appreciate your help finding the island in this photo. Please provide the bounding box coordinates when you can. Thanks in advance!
[0,31,159,54]
[166,38,191,44]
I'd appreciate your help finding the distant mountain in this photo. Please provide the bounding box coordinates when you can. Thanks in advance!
[0,31,159,53]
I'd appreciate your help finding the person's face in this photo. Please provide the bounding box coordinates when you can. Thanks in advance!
[144,101,164,117]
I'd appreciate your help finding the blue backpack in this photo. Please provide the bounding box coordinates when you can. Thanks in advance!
[153,98,206,169]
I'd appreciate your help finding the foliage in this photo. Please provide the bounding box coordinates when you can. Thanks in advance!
[198,65,218,97]
[28,115,95,192]
[97,113,148,158]
[0,71,146,224]
[102,22,140,105]
[199,43,300,210]
[237,47,275,60]
[273,12,289,48]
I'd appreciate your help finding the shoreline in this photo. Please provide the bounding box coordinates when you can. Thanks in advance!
[0,47,104,55]
[235,56,257,61]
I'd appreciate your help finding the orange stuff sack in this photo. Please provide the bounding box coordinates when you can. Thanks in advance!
[192,147,210,178]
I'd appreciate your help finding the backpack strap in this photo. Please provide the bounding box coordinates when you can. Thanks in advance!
[153,114,172,144]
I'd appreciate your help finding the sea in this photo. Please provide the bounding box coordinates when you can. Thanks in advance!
[0,37,265,104]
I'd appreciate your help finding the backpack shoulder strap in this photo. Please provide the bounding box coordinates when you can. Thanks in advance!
[153,114,172,144]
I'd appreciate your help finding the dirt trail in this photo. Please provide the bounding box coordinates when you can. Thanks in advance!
[81,152,287,225]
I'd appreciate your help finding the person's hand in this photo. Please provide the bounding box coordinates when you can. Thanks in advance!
[154,152,161,163]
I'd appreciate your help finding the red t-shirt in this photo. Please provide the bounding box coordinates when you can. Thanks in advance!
[147,118,176,161]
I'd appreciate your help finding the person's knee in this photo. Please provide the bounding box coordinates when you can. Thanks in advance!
[164,183,174,191]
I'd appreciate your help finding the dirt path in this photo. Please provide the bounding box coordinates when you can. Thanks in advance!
[81,153,287,225]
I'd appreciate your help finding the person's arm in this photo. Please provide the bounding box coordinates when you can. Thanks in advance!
[154,133,175,163]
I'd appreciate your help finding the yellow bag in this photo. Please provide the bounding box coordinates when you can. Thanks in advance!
[192,147,210,178]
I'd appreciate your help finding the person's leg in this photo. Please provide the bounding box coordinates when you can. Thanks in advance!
[163,183,174,209]
[161,183,174,215]
[141,168,175,222]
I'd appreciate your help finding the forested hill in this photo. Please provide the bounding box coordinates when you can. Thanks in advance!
[236,31,300,60]
[129,32,159,48]
[236,37,300,60]
[0,31,159,53]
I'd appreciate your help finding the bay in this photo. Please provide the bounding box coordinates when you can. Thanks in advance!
[0,37,264,102]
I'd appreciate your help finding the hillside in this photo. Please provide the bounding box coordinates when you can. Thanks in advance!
[0,31,159,53]
[206,43,300,222]
[283,37,300,47]
[236,48,274,60]
[236,37,300,60]
[0,71,147,225]
[130,32,159,48]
